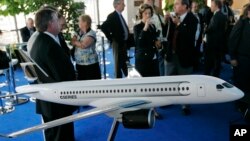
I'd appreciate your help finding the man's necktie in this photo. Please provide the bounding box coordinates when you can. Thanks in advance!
[119,14,129,40]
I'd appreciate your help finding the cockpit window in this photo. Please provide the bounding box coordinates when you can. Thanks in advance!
[222,82,234,88]
[216,84,224,90]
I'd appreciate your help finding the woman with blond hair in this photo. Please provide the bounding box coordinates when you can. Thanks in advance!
[71,14,101,80]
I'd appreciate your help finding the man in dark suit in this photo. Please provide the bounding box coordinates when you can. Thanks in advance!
[101,0,129,78]
[199,0,213,26]
[204,0,227,77]
[20,18,36,42]
[20,18,36,51]
[191,1,204,71]
[58,14,71,57]
[30,9,77,141]
[166,0,197,115]
[220,0,235,63]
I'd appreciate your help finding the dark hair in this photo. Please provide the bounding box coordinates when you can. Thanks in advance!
[212,0,222,9]
[35,9,57,32]
[138,4,154,19]
[181,0,190,9]
[241,3,250,19]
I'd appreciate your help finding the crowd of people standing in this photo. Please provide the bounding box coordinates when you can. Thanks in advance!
[102,0,250,120]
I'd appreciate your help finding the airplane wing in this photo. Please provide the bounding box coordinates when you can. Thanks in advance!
[0,100,150,138]
[0,91,39,99]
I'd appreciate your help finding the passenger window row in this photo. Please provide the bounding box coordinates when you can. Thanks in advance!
[60,86,190,95]
[140,87,189,92]
[60,88,137,95]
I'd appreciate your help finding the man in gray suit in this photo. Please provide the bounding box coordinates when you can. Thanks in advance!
[101,0,129,78]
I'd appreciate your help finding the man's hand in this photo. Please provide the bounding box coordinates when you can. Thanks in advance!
[155,40,162,49]
[171,16,180,26]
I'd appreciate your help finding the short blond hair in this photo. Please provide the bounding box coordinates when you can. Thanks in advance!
[79,14,92,27]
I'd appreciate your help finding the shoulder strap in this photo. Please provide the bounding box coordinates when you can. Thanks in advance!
[165,20,171,38]
[157,14,164,28]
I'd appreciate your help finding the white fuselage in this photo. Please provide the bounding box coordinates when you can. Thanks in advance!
[16,75,244,108]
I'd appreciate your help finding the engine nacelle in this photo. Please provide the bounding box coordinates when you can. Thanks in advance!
[122,109,155,129]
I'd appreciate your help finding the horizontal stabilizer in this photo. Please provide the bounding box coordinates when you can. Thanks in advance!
[0,91,38,99]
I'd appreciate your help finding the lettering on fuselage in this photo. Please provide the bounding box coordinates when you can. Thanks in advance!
[60,95,77,99]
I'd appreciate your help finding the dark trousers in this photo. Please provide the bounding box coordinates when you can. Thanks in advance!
[234,57,250,104]
[166,54,193,75]
[193,43,202,71]
[112,41,128,78]
[158,51,165,76]
[42,115,75,141]
[76,62,101,80]
[204,52,221,77]
[135,59,159,77]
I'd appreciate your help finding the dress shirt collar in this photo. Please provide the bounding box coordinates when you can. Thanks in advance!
[179,12,188,23]
[116,10,122,15]
[44,31,60,46]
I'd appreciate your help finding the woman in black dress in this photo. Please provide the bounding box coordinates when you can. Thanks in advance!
[133,4,161,77]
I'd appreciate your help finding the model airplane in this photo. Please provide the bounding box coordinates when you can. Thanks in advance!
[0,71,244,139]
[0,49,245,139]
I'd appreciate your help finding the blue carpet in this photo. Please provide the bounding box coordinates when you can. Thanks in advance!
[0,48,247,141]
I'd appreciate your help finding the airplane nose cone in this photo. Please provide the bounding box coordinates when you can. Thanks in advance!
[233,87,244,100]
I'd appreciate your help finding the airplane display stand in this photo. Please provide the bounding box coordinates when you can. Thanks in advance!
[5,44,29,105]
[107,118,120,141]
[101,36,107,79]
[0,91,15,115]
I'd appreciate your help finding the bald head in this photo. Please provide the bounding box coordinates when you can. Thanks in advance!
[26,18,34,29]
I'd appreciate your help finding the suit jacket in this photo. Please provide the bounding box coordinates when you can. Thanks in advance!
[206,10,227,54]
[101,11,129,45]
[169,12,198,68]
[133,22,158,61]
[228,18,250,60]
[199,6,213,26]
[195,13,204,49]
[30,32,77,118]
[20,26,36,42]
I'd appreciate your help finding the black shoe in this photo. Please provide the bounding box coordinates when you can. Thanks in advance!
[235,101,248,114]
[238,106,248,114]
[182,107,191,116]
[244,109,250,123]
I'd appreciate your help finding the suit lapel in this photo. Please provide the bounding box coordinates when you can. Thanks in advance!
[177,12,190,30]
